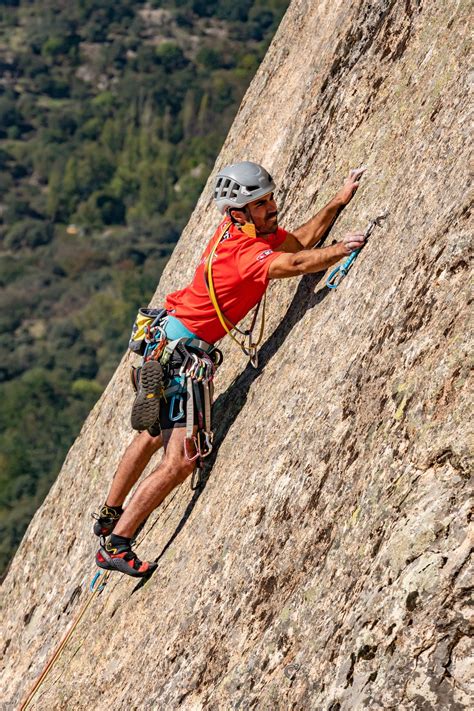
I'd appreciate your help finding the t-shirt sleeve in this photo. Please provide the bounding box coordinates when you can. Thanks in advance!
[236,234,286,284]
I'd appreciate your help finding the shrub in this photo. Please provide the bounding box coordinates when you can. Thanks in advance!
[0,96,20,127]
[4,220,53,250]
[196,47,224,70]
[155,43,188,73]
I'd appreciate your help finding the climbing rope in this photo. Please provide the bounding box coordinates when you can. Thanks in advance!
[204,219,266,367]
[19,570,111,710]
[19,491,181,711]
[326,209,389,289]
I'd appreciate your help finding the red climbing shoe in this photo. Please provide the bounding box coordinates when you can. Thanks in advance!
[96,539,157,578]
[91,504,123,537]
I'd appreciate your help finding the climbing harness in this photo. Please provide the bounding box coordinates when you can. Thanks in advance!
[161,337,220,465]
[326,209,389,289]
[204,219,266,367]
[129,309,222,472]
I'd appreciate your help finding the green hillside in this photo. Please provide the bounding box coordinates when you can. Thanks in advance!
[0,0,289,576]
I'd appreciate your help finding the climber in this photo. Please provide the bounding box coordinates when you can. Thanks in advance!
[93,161,366,577]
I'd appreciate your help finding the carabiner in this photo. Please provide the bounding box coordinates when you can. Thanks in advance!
[326,250,358,289]
[201,431,214,457]
[184,436,200,461]
[169,394,184,421]
[326,265,345,289]
[90,571,107,593]
[249,347,259,368]
[186,353,199,378]
[179,355,191,377]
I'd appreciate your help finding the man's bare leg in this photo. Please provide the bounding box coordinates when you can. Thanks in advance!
[113,427,196,538]
[105,430,163,507]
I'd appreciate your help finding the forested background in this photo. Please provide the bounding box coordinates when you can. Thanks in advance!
[0,0,289,576]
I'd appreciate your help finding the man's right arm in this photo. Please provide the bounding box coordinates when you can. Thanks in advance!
[268,232,366,279]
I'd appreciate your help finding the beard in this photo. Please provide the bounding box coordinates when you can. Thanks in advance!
[261,214,278,233]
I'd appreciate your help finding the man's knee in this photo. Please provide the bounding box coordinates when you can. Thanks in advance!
[174,458,196,484]
[161,451,196,485]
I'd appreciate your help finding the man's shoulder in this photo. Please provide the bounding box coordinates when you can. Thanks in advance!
[211,221,287,252]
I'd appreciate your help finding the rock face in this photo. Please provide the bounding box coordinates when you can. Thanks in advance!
[1,1,472,709]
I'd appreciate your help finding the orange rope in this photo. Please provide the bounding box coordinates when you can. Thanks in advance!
[19,571,111,710]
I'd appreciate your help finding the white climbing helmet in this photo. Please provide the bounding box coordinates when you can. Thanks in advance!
[214,161,276,214]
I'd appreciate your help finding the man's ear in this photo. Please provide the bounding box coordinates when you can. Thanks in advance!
[228,208,247,224]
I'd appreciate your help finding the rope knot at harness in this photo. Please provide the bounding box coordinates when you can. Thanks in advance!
[326,209,389,290]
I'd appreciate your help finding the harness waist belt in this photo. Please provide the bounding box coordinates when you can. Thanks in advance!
[185,337,215,354]
[161,337,216,370]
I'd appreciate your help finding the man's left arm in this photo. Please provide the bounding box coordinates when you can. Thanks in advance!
[280,167,365,252]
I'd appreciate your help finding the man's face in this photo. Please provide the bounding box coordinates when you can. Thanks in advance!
[247,193,279,235]
[231,193,278,236]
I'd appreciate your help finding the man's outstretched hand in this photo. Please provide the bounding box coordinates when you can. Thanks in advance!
[341,232,366,255]
[335,167,366,206]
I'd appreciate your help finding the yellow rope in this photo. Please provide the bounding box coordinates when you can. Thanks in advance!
[20,571,111,711]
[204,220,266,360]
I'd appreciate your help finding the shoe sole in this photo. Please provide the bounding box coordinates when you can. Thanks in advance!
[96,547,157,578]
[130,360,164,431]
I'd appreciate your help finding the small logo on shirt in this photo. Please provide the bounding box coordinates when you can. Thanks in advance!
[256,249,274,261]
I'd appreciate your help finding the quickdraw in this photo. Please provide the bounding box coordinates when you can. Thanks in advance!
[182,361,215,463]
[326,209,389,289]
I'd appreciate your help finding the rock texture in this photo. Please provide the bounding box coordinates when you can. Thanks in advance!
[1,1,472,709]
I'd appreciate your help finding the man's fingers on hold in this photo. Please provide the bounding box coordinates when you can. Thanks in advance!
[344,236,365,250]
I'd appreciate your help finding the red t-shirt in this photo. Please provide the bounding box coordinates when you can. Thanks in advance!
[165,219,288,343]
